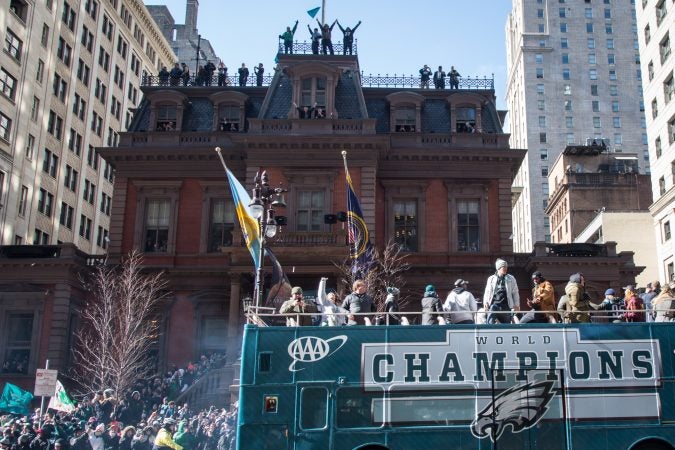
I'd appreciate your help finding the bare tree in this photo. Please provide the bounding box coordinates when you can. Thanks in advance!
[71,250,169,398]
[335,240,411,311]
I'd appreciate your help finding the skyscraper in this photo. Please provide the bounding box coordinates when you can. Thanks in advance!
[0,0,175,253]
[506,0,649,252]
[636,0,675,281]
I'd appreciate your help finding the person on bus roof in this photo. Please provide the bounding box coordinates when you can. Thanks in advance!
[341,280,374,325]
[279,287,317,326]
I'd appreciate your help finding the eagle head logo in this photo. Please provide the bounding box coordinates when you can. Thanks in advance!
[471,380,556,442]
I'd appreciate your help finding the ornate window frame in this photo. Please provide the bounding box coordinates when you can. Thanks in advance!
[283,169,337,232]
[386,91,425,133]
[132,180,182,254]
[146,90,188,132]
[285,61,342,119]
[445,181,489,252]
[382,180,427,252]
[446,93,484,133]
[209,91,248,132]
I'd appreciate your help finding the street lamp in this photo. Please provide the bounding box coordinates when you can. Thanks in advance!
[250,170,287,310]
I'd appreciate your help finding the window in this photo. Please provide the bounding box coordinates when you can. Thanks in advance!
[561,54,569,65]
[566,116,573,128]
[542,166,549,177]
[585,7,593,18]
[540,149,548,160]
[73,93,86,121]
[42,149,58,177]
[540,132,547,143]
[593,117,601,128]
[144,199,170,252]
[47,111,63,140]
[538,23,545,33]
[614,133,622,145]
[91,111,102,136]
[56,37,72,66]
[37,188,53,217]
[156,105,177,131]
[17,185,28,216]
[537,84,544,94]
[301,77,326,108]
[116,36,128,59]
[36,59,44,83]
[218,105,241,132]
[64,165,77,191]
[664,74,674,104]
[87,145,99,169]
[652,99,659,118]
[656,0,667,26]
[301,388,328,430]
[607,39,614,49]
[393,200,417,252]
[83,179,95,204]
[77,59,90,86]
[85,0,98,19]
[81,26,94,53]
[656,137,662,158]
[605,24,612,34]
[561,69,570,80]
[659,176,666,195]
[587,53,595,64]
[25,134,34,160]
[566,133,575,144]
[536,68,544,78]
[296,190,324,232]
[457,200,479,252]
[607,54,615,65]
[589,69,597,80]
[59,202,74,229]
[61,1,76,31]
[563,84,571,95]
[3,313,34,374]
[102,14,113,40]
[394,106,416,132]
[559,7,566,17]
[669,116,675,144]
[560,23,567,33]
[586,23,594,33]
[591,84,598,96]
[665,221,672,241]
[612,101,619,112]
[564,100,572,111]
[604,7,611,18]
[96,227,109,249]
[609,85,618,96]
[0,69,17,101]
[538,116,546,127]
[9,0,28,22]
[0,113,11,142]
[4,29,22,61]
[561,38,568,48]
[613,117,621,128]
[537,8,544,18]
[98,47,110,72]
[535,54,543,64]
[456,107,476,133]
[34,228,49,245]
[587,38,596,49]
[52,73,68,102]
[592,101,600,112]
[79,214,92,240]
[94,78,107,104]
[538,99,545,110]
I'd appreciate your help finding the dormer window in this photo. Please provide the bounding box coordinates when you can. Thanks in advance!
[394,107,416,132]
[301,77,326,108]
[156,105,176,131]
[219,105,241,132]
[456,107,476,133]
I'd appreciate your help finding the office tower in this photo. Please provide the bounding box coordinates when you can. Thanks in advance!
[506,0,649,252]
[636,0,675,281]
[0,0,174,252]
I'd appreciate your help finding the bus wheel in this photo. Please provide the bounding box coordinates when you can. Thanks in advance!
[631,439,673,450]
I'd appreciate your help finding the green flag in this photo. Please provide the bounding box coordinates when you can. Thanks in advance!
[307,6,320,18]
[48,380,76,412]
[0,382,33,415]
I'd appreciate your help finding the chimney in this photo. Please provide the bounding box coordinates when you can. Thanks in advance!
[185,0,199,38]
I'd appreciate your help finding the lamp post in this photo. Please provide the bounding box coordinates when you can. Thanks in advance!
[249,170,286,310]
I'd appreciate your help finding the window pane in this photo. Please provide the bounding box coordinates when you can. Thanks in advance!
[458,200,480,252]
[393,200,417,252]
[301,388,327,430]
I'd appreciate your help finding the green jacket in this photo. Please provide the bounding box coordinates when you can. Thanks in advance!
[173,422,196,450]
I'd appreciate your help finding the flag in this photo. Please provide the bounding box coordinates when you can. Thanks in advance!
[224,166,262,269]
[265,249,292,309]
[48,380,76,413]
[344,159,374,276]
[307,6,320,18]
[0,383,33,415]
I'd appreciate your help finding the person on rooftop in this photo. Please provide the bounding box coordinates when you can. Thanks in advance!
[279,20,299,54]
[337,20,361,55]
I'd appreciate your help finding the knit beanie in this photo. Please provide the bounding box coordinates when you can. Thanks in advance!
[495,258,508,270]
[569,273,582,283]
[424,284,436,295]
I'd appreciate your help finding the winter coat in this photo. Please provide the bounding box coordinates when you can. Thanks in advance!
[421,294,442,325]
[444,288,477,323]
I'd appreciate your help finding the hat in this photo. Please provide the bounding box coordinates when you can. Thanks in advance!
[495,258,508,270]
[424,284,436,294]
[454,279,468,287]
[623,284,635,291]
[87,417,97,424]
[569,273,582,283]
[95,424,105,433]
[532,271,543,279]
[291,286,303,295]
[604,288,615,296]
[386,286,400,295]
[162,418,176,428]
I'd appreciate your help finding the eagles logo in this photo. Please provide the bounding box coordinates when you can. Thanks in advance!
[347,211,369,258]
[471,381,556,442]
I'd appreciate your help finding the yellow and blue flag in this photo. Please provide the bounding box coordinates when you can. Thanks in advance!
[345,162,374,276]
[225,167,261,269]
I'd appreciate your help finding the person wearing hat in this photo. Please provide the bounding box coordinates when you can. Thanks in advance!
[599,288,625,323]
[622,285,645,322]
[421,285,442,325]
[152,420,181,450]
[69,423,91,450]
[279,287,317,326]
[653,281,675,322]
[381,286,402,325]
[564,273,592,323]
[341,280,375,325]
[521,271,556,324]
[483,259,520,324]
[443,279,477,324]
[641,281,660,322]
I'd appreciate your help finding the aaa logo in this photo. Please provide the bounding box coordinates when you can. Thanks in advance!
[287,335,348,372]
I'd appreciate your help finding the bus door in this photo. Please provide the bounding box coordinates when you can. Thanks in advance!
[294,382,334,450]
[479,369,568,450]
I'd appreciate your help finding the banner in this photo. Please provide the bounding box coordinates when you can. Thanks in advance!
[307,6,320,18]
[0,383,33,415]
[48,380,76,412]
[224,166,262,269]
[343,154,374,276]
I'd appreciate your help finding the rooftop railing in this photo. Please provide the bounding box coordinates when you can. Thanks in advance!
[277,39,358,56]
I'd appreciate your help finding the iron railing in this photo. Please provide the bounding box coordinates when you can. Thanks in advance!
[277,39,358,56]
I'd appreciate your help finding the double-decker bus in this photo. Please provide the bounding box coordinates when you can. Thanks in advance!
[236,322,674,449]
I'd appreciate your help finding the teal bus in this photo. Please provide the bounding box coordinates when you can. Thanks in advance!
[236,323,675,449]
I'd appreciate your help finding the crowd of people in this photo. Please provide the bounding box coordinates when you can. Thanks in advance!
[277,258,675,326]
[0,354,235,450]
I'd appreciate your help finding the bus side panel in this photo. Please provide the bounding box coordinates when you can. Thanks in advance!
[237,385,294,450]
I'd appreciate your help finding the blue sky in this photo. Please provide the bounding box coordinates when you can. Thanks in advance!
[147,0,513,109]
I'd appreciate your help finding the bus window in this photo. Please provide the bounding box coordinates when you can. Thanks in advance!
[336,386,385,429]
[300,387,328,430]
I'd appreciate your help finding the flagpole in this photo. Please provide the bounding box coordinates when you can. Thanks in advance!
[214,146,228,171]
[322,0,325,25]
[39,359,48,429]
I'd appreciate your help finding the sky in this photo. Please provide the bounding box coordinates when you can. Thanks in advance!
[146,0,514,109]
